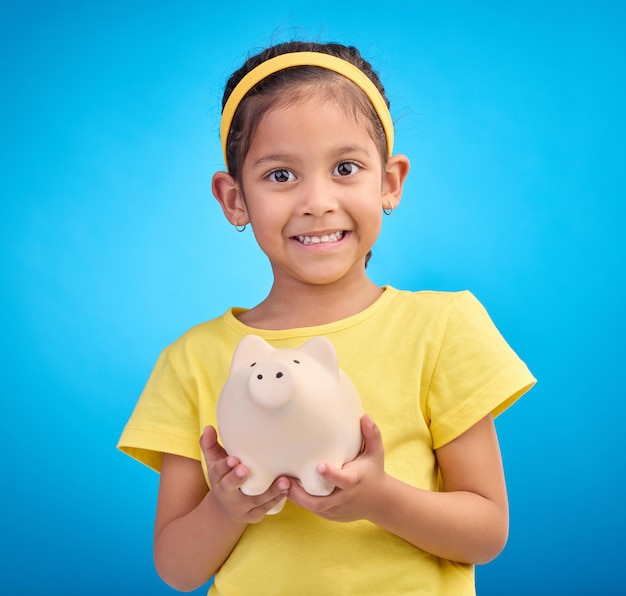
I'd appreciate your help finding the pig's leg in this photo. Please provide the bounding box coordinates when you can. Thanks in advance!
[239,464,287,515]
[239,462,275,497]
[298,466,335,496]
[266,497,287,515]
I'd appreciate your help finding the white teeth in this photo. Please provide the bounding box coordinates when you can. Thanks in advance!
[296,231,345,245]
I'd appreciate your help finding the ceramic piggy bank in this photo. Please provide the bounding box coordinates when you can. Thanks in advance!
[216,334,363,514]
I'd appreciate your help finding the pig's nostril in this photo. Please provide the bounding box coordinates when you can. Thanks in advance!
[257,374,263,380]
[276,372,283,378]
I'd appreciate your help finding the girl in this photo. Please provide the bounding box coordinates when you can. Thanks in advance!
[118,40,535,595]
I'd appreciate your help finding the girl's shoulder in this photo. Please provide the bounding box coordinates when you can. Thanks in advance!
[159,310,240,359]
[384,286,482,316]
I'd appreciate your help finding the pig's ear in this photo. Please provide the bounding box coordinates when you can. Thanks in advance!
[231,335,274,371]
[299,336,339,378]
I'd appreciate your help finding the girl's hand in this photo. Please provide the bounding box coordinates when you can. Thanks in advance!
[287,415,388,522]
[200,426,291,523]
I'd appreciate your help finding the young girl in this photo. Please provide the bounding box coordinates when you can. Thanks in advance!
[118,40,536,595]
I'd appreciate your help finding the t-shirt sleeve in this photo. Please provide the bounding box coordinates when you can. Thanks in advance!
[427,291,536,449]
[117,345,203,473]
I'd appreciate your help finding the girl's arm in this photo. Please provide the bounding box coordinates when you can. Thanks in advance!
[153,427,290,592]
[287,414,509,565]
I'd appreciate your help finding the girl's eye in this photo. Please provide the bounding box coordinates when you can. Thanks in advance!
[333,162,360,177]
[268,169,295,183]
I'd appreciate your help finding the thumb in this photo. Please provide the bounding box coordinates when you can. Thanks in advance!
[360,414,384,457]
[200,425,228,463]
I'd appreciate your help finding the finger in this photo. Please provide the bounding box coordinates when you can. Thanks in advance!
[360,414,384,456]
[258,477,291,511]
[287,481,326,509]
[237,474,290,500]
[249,493,288,521]
[200,426,243,483]
[200,426,223,456]
[217,462,251,493]
[271,475,292,493]
[200,426,234,465]
[236,477,291,520]
[315,461,355,491]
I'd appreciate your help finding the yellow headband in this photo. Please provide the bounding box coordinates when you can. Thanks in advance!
[220,51,394,169]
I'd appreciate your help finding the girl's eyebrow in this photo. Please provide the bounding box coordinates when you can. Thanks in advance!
[252,145,372,168]
[332,145,371,158]
[251,153,293,167]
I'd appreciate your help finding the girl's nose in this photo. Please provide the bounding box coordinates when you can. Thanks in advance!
[298,180,338,217]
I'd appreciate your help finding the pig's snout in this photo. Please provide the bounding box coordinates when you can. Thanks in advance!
[248,362,295,409]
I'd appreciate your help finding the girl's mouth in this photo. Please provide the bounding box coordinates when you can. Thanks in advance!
[294,231,346,245]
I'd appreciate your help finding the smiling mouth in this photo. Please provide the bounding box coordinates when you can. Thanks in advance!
[295,231,346,245]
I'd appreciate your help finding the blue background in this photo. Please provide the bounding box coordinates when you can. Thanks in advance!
[2,1,624,594]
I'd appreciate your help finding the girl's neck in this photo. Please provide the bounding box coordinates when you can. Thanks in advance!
[236,276,384,330]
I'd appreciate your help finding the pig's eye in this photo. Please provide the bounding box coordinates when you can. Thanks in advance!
[293,360,300,364]
[250,362,256,367]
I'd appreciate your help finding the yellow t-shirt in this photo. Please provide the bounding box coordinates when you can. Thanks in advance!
[118,287,536,595]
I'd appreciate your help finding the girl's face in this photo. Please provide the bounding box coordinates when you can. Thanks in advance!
[237,94,396,290]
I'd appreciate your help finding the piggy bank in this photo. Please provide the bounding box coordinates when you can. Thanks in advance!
[216,334,363,514]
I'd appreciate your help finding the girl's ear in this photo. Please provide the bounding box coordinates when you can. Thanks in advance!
[382,154,410,211]
[212,171,249,226]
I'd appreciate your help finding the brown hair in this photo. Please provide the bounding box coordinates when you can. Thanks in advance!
[221,41,391,180]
